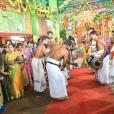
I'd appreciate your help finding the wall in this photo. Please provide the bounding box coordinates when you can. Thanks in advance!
[38,17,51,36]
[25,10,32,34]
[0,9,25,33]
[2,37,11,44]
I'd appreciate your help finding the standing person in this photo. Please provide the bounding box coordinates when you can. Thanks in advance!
[87,27,96,54]
[32,36,49,92]
[5,44,24,99]
[16,43,30,90]
[22,41,32,84]
[2,40,11,55]
[0,53,14,103]
[109,39,114,84]
[89,31,109,85]
[0,44,5,54]
[73,34,78,48]
[47,31,55,46]
[47,31,53,38]
[31,42,37,52]
[0,82,5,113]
[83,41,90,67]
[27,42,32,48]
[31,42,37,58]
[46,41,73,100]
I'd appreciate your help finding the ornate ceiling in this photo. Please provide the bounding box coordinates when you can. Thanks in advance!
[63,0,113,9]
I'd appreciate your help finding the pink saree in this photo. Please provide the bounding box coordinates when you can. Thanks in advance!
[22,48,32,84]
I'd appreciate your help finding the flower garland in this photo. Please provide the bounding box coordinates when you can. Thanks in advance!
[7,0,113,24]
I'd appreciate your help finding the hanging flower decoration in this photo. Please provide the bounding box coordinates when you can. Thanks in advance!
[6,0,114,24]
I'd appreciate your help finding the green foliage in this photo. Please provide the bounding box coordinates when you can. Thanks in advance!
[36,0,47,5]
[93,2,114,22]
[57,0,63,7]
[105,3,114,17]
[60,25,67,40]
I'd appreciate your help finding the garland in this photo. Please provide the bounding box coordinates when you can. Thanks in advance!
[7,0,114,24]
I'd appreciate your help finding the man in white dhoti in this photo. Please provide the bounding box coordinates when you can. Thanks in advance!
[73,34,78,48]
[60,59,69,86]
[109,40,114,84]
[32,36,49,92]
[46,40,74,100]
[90,31,109,85]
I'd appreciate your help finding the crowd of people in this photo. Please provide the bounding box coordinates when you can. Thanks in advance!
[82,27,114,86]
[0,31,78,112]
[0,28,114,112]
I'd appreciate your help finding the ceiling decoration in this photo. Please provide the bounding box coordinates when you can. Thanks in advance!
[5,0,114,24]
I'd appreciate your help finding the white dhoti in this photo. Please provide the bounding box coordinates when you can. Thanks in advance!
[32,57,46,92]
[61,68,68,86]
[109,58,114,84]
[46,58,68,98]
[93,50,109,84]
[60,59,69,85]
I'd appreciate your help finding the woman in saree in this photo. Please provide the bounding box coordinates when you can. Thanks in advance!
[81,36,90,67]
[0,82,5,113]
[0,53,14,103]
[22,41,32,84]
[16,43,30,90]
[5,44,24,99]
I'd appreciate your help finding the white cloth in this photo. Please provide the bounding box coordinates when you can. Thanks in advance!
[60,59,70,81]
[90,40,96,54]
[61,68,68,86]
[46,58,68,98]
[109,45,114,84]
[32,57,46,92]
[110,59,114,75]
[109,58,114,83]
[0,48,4,54]
[74,37,78,48]
[97,50,109,84]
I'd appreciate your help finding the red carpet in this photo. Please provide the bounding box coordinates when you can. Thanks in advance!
[45,68,114,114]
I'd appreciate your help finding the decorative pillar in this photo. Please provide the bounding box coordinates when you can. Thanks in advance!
[101,20,105,38]
[64,11,68,31]
[105,18,109,41]
[72,21,75,34]
[49,0,60,39]
[109,20,112,38]
[24,10,32,35]
[29,0,39,42]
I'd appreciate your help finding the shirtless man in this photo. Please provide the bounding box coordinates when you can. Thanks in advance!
[32,36,49,92]
[89,31,109,85]
[46,40,76,100]
[47,31,55,46]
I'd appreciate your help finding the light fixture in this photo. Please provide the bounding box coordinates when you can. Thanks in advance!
[11,36,19,40]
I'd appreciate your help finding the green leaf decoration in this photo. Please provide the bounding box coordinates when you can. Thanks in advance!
[93,17,99,23]
[36,0,47,5]
[60,25,67,40]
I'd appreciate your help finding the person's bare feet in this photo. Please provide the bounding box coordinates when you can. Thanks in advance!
[52,96,70,100]
[94,78,98,82]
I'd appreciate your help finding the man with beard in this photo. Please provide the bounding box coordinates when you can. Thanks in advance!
[32,36,49,92]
